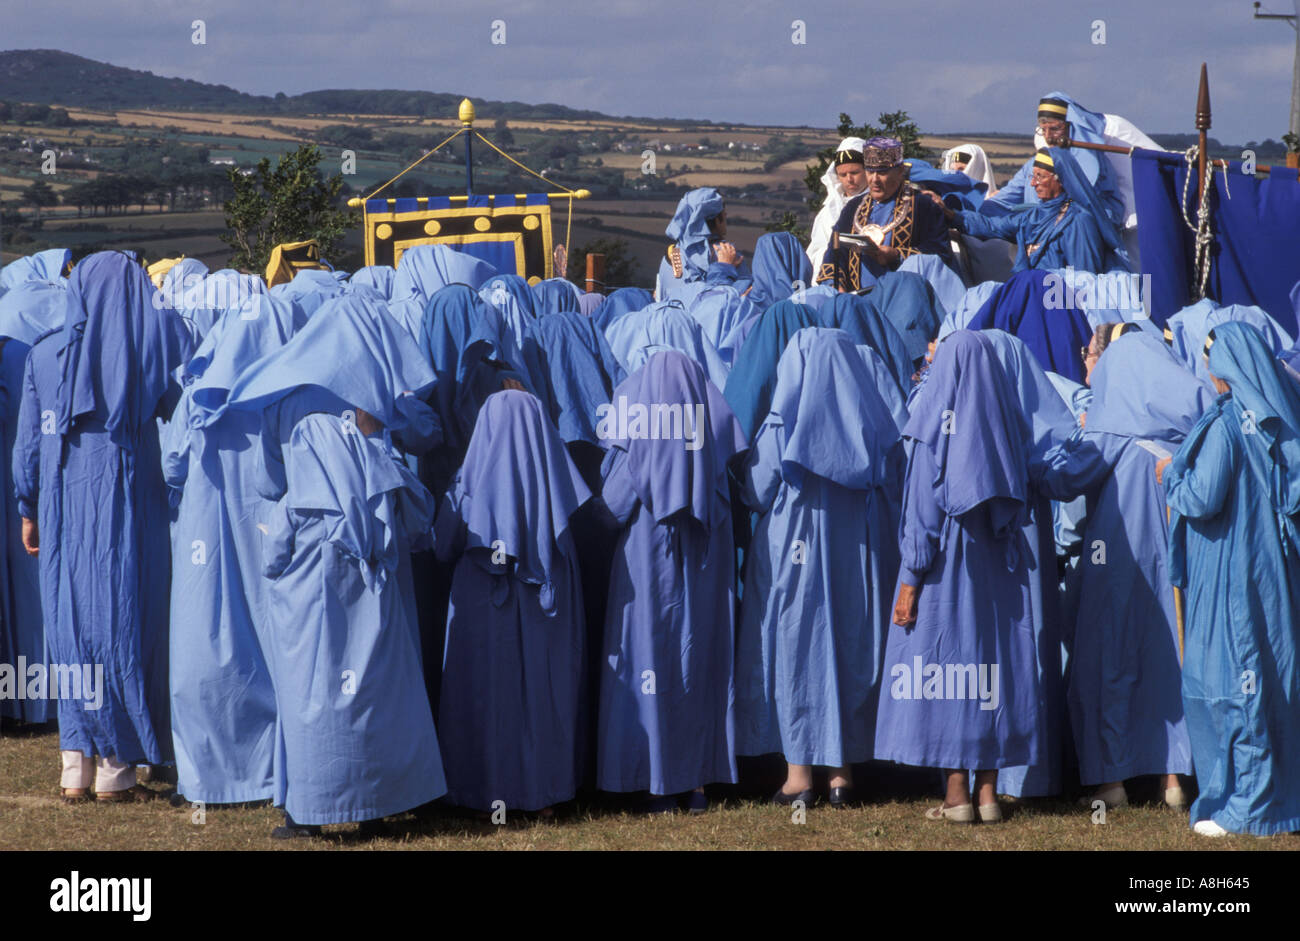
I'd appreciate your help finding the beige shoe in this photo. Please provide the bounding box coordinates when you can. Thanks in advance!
[978,801,1003,823]
[925,802,975,823]
[1164,786,1188,809]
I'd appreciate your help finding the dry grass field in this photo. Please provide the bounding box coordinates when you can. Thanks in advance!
[1,726,1295,851]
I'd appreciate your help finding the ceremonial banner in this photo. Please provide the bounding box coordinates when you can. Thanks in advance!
[361,193,555,282]
[1133,148,1300,333]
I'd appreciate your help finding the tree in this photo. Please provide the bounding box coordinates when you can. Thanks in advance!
[492,117,515,148]
[21,179,59,220]
[804,111,932,213]
[220,144,357,273]
[566,236,642,290]
[764,209,807,241]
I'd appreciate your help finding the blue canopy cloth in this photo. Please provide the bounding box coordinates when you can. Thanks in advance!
[1132,148,1300,333]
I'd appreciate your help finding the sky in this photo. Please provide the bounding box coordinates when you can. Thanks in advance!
[5,0,1299,144]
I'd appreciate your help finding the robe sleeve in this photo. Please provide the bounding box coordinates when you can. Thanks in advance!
[740,422,783,514]
[1064,209,1105,274]
[981,159,1031,215]
[898,444,944,587]
[903,196,954,261]
[953,210,1017,242]
[706,261,739,286]
[1163,414,1236,520]
[13,352,41,521]
[160,395,194,492]
[1034,433,1111,501]
[599,446,641,526]
[262,499,297,579]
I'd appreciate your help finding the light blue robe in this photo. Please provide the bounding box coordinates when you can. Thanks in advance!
[262,413,445,824]
[735,329,905,767]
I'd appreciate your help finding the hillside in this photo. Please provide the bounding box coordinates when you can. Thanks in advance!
[0,49,686,123]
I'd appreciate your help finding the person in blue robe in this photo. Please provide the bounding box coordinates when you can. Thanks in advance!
[614,300,730,393]
[596,350,746,811]
[874,330,1049,824]
[436,390,591,814]
[0,248,70,293]
[261,410,446,836]
[965,269,1094,383]
[269,268,345,318]
[0,278,65,724]
[977,328,1076,799]
[533,310,623,481]
[181,270,266,340]
[861,270,945,368]
[162,293,311,805]
[899,254,967,317]
[1161,321,1300,837]
[815,292,916,399]
[13,251,194,801]
[1166,300,1294,383]
[687,285,758,365]
[1035,327,1207,809]
[461,295,556,420]
[818,139,954,291]
[950,149,1116,275]
[982,93,1124,233]
[578,291,604,318]
[593,287,653,333]
[735,328,906,807]
[347,265,396,301]
[657,188,748,301]
[389,244,498,339]
[531,277,581,315]
[479,273,537,326]
[724,300,820,442]
[745,233,812,314]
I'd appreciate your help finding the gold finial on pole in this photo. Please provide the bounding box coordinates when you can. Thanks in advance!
[459,98,476,127]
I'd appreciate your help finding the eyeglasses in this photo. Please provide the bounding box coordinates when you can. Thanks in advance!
[1081,345,1099,362]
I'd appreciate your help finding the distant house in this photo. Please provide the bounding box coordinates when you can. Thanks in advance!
[209,157,235,165]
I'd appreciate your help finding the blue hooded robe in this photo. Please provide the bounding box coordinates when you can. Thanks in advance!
[873,331,1048,772]
[966,270,1094,383]
[531,277,582,315]
[594,287,653,334]
[724,300,820,442]
[815,292,916,399]
[1164,321,1300,836]
[735,328,906,768]
[262,412,446,824]
[616,300,730,393]
[436,390,591,811]
[1037,332,1206,786]
[0,278,65,722]
[162,293,312,804]
[596,351,746,794]
[1166,300,1294,384]
[0,249,70,292]
[12,252,195,764]
[389,244,498,339]
[347,265,396,301]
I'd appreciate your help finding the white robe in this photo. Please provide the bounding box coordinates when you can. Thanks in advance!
[806,137,867,271]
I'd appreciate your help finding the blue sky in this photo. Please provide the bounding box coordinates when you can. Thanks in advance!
[7,0,1298,143]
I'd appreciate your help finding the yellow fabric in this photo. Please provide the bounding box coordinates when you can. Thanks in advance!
[265,240,325,288]
[147,256,184,290]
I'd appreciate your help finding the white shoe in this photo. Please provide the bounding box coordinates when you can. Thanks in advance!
[1193,819,1229,838]
[978,801,1003,823]
[1164,786,1187,809]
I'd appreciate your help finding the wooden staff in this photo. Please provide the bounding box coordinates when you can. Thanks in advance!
[1166,504,1186,665]
[1196,62,1211,199]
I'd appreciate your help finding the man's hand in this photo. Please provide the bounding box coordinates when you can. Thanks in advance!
[713,241,741,266]
[1155,455,1172,485]
[21,517,38,557]
[893,583,919,627]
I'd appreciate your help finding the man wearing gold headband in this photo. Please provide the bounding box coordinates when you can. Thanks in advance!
[981,95,1123,230]
[815,137,952,292]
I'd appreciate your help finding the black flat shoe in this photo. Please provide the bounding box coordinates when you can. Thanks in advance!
[828,786,855,809]
[644,794,679,815]
[270,813,322,840]
[686,790,708,815]
[770,787,815,807]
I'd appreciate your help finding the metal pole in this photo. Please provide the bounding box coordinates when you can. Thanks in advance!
[1253,2,1300,140]
[458,98,476,196]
